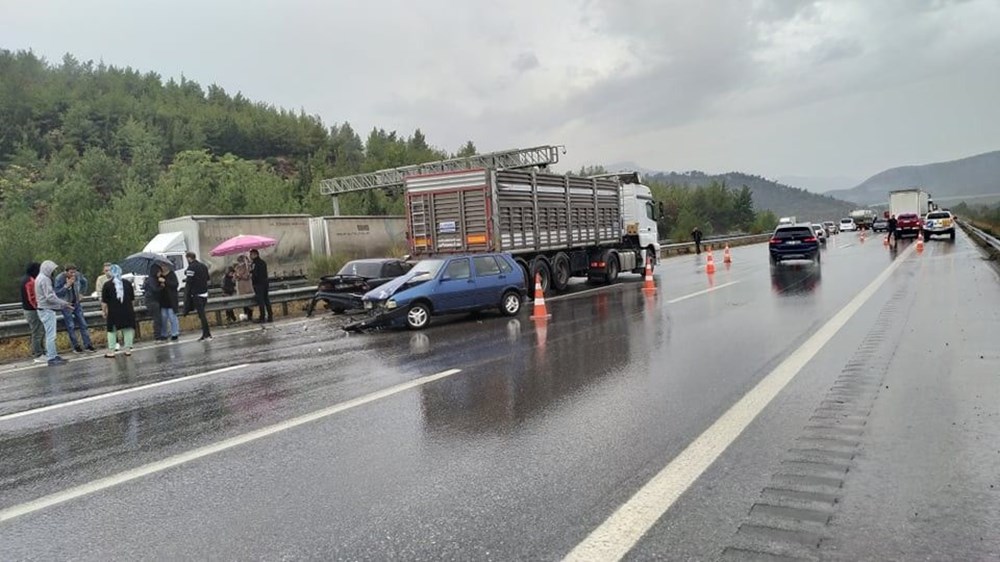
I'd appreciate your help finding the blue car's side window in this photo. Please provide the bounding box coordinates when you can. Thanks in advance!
[443,259,471,280]
[472,256,501,277]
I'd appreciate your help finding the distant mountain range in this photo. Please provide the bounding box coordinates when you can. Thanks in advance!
[827,150,1000,205]
[641,171,856,223]
[775,175,860,194]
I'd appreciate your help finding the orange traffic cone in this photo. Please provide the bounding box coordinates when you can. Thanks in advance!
[883,235,889,247]
[723,244,732,264]
[529,273,551,320]
[916,236,925,253]
[860,231,866,243]
[642,255,656,293]
[705,246,716,274]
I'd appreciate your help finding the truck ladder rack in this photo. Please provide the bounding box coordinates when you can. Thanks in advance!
[319,145,563,195]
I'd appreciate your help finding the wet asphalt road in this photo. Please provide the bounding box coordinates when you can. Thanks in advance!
[1,231,998,560]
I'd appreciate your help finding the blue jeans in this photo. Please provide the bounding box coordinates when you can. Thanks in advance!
[161,308,180,337]
[38,308,58,360]
[61,302,93,349]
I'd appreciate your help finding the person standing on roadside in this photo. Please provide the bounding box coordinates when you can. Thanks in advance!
[691,226,704,255]
[184,251,212,340]
[20,262,46,363]
[158,266,181,341]
[235,254,254,322]
[55,264,95,353]
[886,214,898,249]
[222,266,238,323]
[101,264,137,357]
[144,263,165,341]
[34,260,72,365]
[94,262,111,298]
[250,249,273,323]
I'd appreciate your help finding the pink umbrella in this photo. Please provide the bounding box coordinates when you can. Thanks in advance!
[210,234,278,257]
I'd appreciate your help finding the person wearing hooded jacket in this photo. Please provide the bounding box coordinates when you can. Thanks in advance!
[20,262,45,362]
[34,260,72,365]
[54,264,95,353]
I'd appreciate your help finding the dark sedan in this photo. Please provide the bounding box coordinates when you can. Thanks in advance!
[769,225,821,266]
[306,258,412,316]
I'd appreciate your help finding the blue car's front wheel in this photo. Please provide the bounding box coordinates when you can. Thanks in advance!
[501,291,522,316]
[406,302,431,330]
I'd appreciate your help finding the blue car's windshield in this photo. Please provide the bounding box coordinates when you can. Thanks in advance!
[411,259,445,278]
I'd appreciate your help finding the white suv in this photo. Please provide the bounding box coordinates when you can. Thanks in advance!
[922,210,955,241]
[839,218,857,232]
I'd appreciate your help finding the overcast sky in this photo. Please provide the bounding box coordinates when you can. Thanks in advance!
[3,0,999,188]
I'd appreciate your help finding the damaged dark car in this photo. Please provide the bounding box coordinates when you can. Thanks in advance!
[306,258,412,316]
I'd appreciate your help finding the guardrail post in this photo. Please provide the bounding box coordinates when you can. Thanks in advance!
[214,310,223,326]
[281,302,289,316]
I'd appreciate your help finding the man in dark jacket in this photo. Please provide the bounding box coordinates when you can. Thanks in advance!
[20,262,45,362]
[184,252,212,340]
[691,226,704,254]
[250,249,273,323]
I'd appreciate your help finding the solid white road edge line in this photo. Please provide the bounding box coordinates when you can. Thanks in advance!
[563,244,915,562]
[665,281,740,304]
[0,364,250,423]
[0,368,463,523]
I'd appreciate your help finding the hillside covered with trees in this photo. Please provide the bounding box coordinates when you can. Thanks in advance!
[0,49,474,298]
[2,49,782,300]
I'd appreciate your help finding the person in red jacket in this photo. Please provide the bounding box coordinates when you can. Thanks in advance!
[20,262,45,363]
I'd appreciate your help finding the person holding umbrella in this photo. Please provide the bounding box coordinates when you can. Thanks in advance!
[144,263,165,341]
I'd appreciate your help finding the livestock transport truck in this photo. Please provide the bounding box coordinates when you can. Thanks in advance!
[404,168,661,293]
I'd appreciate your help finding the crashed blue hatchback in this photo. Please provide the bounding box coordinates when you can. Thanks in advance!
[343,253,527,331]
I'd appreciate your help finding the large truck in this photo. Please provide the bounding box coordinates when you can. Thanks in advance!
[849,209,877,230]
[136,214,407,289]
[889,189,933,239]
[404,168,660,292]
[889,189,932,218]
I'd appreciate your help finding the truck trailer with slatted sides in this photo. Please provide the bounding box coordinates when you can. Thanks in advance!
[404,168,661,293]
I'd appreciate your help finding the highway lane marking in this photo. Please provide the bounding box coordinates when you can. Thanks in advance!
[665,281,740,304]
[0,367,463,523]
[563,244,916,562]
[549,284,627,302]
[837,243,854,249]
[0,364,249,423]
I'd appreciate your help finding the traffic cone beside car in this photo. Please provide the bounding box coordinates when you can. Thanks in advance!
[529,273,551,320]
[916,236,924,252]
[706,246,716,274]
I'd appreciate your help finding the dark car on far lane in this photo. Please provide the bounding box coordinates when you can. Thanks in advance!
[306,258,412,316]
[769,224,821,266]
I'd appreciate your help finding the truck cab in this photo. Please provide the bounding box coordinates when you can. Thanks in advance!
[620,181,661,261]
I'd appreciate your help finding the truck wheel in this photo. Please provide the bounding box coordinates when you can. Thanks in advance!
[604,255,619,285]
[530,258,551,296]
[551,253,571,292]
[500,291,522,316]
[406,302,431,330]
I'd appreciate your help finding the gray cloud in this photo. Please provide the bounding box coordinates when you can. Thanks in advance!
[1,0,998,179]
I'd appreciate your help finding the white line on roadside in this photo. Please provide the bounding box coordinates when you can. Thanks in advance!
[563,244,915,562]
[665,281,740,304]
[0,364,249,423]
[0,367,463,523]
[838,243,854,249]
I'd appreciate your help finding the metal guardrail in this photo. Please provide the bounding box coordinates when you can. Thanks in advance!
[659,233,771,257]
[0,279,311,322]
[959,220,1000,256]
[0,287,317,340]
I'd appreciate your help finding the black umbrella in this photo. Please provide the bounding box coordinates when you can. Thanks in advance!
[120,252,174,275]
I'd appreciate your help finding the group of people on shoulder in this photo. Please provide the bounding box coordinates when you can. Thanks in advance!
[19,250,273,365]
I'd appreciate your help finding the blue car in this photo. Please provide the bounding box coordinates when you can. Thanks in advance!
[346,253,527,331]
